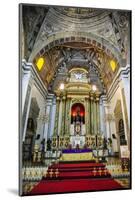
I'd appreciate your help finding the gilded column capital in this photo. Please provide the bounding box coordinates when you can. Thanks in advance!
[62,96,66,100]
[90,93,94,101]
[85,97,89,101]
[56,96,60,101]
[95,97,100,102]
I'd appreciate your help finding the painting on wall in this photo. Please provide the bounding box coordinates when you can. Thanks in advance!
[19,3,131,196]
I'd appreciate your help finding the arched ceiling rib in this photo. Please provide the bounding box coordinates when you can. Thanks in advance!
[33,41,119,92]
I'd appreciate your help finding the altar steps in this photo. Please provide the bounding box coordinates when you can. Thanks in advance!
[43,171,111,180]
[43,161,111,180]
[49,162,105,169]
[59,160,96,163]
[48,167,106,172]
[29,161,123,195]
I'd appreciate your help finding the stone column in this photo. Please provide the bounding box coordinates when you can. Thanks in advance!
[104,104,111,139]
[61,95,66,136]
[35,108,45,146]
[65,97,71,135]
[58,98,63,136]
[93,95,97,135]
[101,96,108,138]
[22,60,32,112]
[96,94,100,135]
[99,99,105,136]
[89,95,91,135]
[90,93,94,135]
[85,97,90,135]
[43,102,51,141]
[85,98,88,135]
[22,61,33,141]
[22,80,33,141]
[53,96,60,136]
[49,99,56,139]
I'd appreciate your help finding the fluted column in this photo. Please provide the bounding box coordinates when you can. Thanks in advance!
[53,96,60,136]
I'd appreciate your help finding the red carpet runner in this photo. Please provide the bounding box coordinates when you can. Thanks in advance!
[29,161,123,195]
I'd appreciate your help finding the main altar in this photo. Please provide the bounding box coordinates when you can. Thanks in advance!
[60,149,95,161]
[52,68,103,151]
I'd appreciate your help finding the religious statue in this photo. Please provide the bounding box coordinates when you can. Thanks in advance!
[74,107,82,135]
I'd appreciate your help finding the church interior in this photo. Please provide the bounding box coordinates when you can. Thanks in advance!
[20,4,131,195]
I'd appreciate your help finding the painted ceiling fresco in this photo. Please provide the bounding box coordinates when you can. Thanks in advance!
[22,6,130,93]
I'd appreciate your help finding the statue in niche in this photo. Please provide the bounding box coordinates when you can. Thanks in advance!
[58,62,68,73]
[74,107,82,135]
[27,118,34,132]
[75,107,81,123]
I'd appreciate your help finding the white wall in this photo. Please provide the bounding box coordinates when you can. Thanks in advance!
[108,80,129,152]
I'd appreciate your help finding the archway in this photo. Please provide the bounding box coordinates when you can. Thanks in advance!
[30,31,122,67]
[118,119,127,146]
[114,100,127,155]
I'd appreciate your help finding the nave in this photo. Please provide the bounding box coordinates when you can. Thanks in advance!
[20,5,131,195]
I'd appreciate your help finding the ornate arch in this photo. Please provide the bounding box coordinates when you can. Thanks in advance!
[29,31,123,67]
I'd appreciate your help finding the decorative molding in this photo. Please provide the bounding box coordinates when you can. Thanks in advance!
[22,59,55,100]
[106,64,130,101]
[29,31,122,65]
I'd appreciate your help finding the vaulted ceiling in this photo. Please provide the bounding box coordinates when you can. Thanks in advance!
[22,5,131,93]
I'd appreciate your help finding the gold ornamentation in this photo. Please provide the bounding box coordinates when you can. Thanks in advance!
[93,167,97,176]
[55,169,59,177]
[98,167,102,176]
[104,168,107,176]
[49,169,53,178]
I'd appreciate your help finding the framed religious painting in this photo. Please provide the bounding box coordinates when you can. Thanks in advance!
[19,3,132,196]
